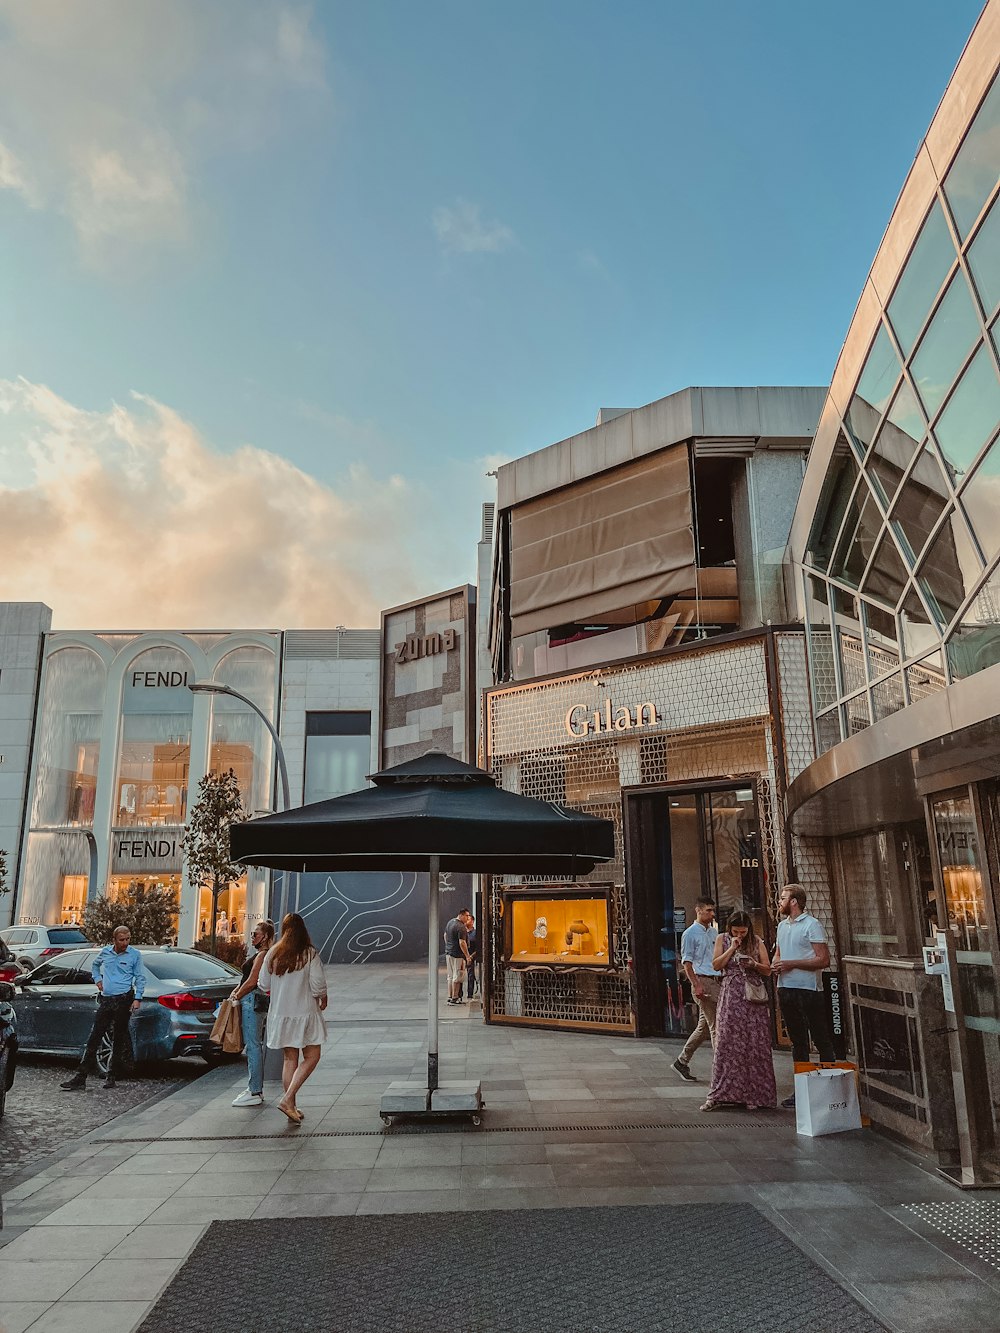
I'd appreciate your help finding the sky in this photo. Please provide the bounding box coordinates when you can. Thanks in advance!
[0,0,987,629]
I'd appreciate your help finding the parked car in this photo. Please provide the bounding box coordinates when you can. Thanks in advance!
[0,925,91,972]
[0,979,17,1119]
[11,947,241,1076]
[0,935,23,984]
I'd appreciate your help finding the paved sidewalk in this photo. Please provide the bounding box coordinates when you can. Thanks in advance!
[2,964,999,1332]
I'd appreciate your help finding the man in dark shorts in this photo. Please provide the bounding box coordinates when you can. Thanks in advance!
[444,908,473,1006]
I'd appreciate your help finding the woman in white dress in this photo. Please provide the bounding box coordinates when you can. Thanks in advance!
[258,912,328,1123]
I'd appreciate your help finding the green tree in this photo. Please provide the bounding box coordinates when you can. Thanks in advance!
[82,879,179,945]
[181,768,247,954]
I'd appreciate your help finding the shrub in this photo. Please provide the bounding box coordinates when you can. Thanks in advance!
[82,880,178,945]
[195,934,247,968]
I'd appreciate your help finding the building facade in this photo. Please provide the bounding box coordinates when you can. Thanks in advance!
[787,2,1000,1184]
[484,387,829,1038]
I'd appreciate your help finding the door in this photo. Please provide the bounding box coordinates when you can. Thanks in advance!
[18,953,96,1051]
[930,787,1000,1183]
[626,782,765,1037]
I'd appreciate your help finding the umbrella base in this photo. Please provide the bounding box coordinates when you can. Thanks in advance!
[379,1080,484,1126]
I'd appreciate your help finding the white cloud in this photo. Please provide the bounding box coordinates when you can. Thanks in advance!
[0,1,329,256]
[0,378,462,629]
[432,199,515,255]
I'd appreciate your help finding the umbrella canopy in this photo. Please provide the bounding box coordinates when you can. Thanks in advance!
[230,751,615,875]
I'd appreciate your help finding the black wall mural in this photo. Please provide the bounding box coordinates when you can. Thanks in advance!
[273,869,474,964]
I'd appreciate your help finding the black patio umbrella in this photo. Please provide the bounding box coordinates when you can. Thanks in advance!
[230,751,615,1094]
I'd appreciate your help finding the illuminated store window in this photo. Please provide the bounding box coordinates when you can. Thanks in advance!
[60,875,87,925]
[887,200,956,356]
[116,647,193,828]
[910,272,980,419]
[108,875,182,942]
[304,712,371,804]
[31,647,105,828]
[196,876,247,942]
[210,647,276,814]
[944,74,1000,240]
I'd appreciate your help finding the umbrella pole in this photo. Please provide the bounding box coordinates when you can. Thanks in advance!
[427,853,440,1093]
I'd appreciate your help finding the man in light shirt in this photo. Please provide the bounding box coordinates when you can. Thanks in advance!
[672,897,718,1082]
[62,925,145,1091]
[772,883,836,1107]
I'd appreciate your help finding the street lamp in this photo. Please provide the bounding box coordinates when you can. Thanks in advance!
[188,680,294,922]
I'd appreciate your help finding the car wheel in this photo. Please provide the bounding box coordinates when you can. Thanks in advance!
[95,1031,114,1077]
[201,1049,227,1067]
[0,1048,8,1120]
[16,958,32,972]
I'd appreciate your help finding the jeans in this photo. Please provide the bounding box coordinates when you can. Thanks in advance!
[79,993,133,1077]
[241,994,266,1096]
[778,985,836,1063]
[467,958,477,998]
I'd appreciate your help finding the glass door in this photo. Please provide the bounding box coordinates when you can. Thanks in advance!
[930,788,1000,1182]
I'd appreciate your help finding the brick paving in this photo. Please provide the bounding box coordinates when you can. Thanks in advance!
[1,965,999,1333]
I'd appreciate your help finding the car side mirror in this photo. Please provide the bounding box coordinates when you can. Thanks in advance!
[0,979,15,1001]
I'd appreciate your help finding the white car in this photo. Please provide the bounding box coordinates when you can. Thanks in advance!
[0,925,91,972]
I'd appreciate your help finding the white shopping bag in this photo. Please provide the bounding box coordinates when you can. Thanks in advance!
[794,1067,862,1137]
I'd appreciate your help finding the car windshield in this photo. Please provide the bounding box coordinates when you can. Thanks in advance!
[142,952,240,984]
[46,928,90,943]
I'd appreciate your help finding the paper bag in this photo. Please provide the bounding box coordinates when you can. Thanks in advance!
[794,1067,862,1137]
[209,997,243,1054]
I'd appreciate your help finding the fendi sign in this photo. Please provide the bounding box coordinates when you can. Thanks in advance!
[565,700,659,737]
[395,628,457,665]
[111,830,183,873]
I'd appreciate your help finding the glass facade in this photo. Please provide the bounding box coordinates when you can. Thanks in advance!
[303,711,371,804]
[804,74,1000,752]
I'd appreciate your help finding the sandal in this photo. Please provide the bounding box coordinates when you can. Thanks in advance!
[699,1100,721,1112]
[277,1098,302,1124]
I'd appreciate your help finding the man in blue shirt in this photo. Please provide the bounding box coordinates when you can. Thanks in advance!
[772,883,836,1107]
[62,925,145,1092]
[672,897,719,1082]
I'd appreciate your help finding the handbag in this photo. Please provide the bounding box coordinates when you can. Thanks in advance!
[253,989,269,1013]
[744,973,769,1004]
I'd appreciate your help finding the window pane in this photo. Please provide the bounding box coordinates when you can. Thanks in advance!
[958,430,1000,564]
[935,343,1000,479]
[804,436,858,568]
[888,201,956,355]
[889,442,951,562]
[837,629,867,696]
[815,710,842,755]
[905,648,947,703]
[844,692,870,736]
[900,585,941,660]
[803,574,838,712]
[854,323,900,417]
[210,646,278,816]
[945,562,1000,680]
[866,388,924,506]
[917,507,984,629]
[863,601,901,676]
[944,74,1000,240]
[911,272,981,418]
[304,732,371,803]
[116,648,193,828]
[871,672,906,723]
[845,395,882,460]
[861,533,908,608]
[968,195,1000,318]
[31,648,105,828]
[830,487,882,589]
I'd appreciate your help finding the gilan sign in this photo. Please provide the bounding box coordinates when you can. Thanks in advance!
[564,699,659,737]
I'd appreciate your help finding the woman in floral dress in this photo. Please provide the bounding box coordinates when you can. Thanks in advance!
[700,909,776,1112]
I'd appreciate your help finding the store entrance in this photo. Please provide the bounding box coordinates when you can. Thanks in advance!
[930,785,1000,1184]
[625,781,766,1038]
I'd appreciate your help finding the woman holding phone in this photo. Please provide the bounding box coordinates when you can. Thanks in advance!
[700,909,776,1112]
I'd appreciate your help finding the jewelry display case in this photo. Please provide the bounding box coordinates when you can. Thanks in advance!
[502,884,613,968]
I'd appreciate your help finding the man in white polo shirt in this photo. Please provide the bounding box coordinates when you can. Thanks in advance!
[772,883,836,1107]
[672,897,718,1082]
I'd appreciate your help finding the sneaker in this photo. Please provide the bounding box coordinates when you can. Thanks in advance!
[780,1094,796,1110]
[671,1058,696,1083]
[61,1074,87,1091]
[232,1090,264,1107]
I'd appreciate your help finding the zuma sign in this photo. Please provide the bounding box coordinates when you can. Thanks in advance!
[394,628,457,665]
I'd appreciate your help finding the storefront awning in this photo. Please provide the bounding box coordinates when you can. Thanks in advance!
[508,445,696,639]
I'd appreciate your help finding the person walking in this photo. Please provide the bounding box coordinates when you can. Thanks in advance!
[700,910,776,1112]
[672,896,718,1082]
[61,925,145,1091]
[258,912,328,1124]
[444,908,473,1006]
[772,883,836,1108]
[227,918,275,1108]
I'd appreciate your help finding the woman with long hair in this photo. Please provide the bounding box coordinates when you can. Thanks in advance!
[258,912,328,1123]
[700,908,776,1112]
[227,918,275,1108]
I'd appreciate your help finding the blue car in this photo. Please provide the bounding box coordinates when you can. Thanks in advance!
[11,946,242,1076]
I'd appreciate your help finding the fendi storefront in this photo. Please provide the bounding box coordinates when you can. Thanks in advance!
[16,631,278,945]
[482,628,826,1038]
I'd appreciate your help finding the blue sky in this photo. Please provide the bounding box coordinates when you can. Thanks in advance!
[0,0,986,627]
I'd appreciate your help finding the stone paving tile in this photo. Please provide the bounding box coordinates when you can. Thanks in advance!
[75,1173,186,1201]
[0,1259,96,1301]
[858,1278,1000,1330]
[27,1300,153,1333]
[144,1196,264,1224]
[174,1170,283,1197]
[107,1224,206,1260]
[0,1302,52,1333]
[35,1196,164,1227]
[0,1224,135,1261]
[268,1168,373,1194]
[63,1256,181,1301]
[251,1193,363,1218]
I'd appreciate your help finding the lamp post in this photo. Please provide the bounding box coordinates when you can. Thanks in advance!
[188,681,294,923]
